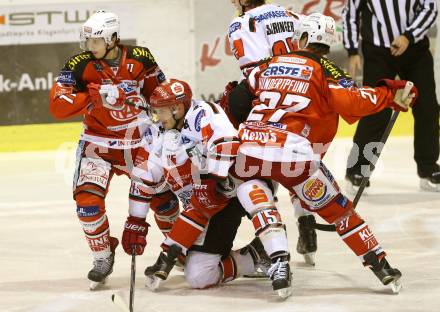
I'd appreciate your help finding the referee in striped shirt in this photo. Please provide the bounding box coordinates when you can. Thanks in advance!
[342,0,440,192]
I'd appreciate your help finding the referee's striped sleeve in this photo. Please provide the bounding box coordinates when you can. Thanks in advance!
[404,0,438,43]
[342,0,364,55]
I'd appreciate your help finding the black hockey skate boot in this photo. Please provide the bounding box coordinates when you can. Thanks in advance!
[88,236,119,290]
[420,165,440,192]
[363,251,402,293]
[268,255,292,299]
[297,215,317,266]
[144,244,182,280]
[242,236,271,278]
[345,172,370,195]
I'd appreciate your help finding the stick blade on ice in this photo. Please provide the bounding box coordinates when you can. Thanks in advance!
[111,294,130,312]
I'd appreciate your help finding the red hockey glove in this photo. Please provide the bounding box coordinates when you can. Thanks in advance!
[190,178,229,216]
[218,81,240,128]
[377,79,418,112]
[122,216,149,255]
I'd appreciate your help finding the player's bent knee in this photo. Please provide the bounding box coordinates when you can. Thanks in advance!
[237,179,275,216]
[75,192,108,235]
[185,252,222,289]
[291,163,346,221]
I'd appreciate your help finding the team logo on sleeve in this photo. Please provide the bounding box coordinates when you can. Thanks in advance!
[57,70,76,85]
[229,22,241,36]
[194,109,206,132]
[338,78,355,88]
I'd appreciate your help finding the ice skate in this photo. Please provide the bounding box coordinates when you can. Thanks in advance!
[144,244,182,290]
[297,215,317,266]
[267,256,292,299]
[242,236,271,278]
[88,237,119,290]
[364,251,402,294]
[420,170,440,192]
[345,173,370,195]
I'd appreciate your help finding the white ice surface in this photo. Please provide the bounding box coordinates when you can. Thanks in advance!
[0,137,439,312]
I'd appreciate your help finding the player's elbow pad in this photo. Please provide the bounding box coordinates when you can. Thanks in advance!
[228,82,253,124]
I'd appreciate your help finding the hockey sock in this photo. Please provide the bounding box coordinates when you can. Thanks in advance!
[335,212,385,263]
[231,249,255,277]
[220,255,238,283]
[76,192,111,260]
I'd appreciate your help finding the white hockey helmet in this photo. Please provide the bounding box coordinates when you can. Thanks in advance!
[293,13,336,48]
[80,10,120,50]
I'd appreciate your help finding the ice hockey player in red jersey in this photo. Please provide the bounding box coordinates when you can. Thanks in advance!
[228,13,418,294]
[49,11,180,290]
[227,0,318,268]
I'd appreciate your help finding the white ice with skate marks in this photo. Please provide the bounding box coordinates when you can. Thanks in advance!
[0,137,439,311]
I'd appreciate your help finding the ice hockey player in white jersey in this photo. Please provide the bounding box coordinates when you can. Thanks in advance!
[228,0,302,76]
[137,79,274,293]
[226,0,317,267]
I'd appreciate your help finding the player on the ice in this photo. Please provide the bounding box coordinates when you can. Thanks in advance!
[49,11,180,290]
[137,79,291,295]
[228,13,416,293]
[226,0,317,267]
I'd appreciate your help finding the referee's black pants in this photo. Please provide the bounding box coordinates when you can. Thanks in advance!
[346,37,439,178]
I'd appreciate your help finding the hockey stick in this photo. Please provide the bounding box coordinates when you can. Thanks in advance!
[304,81,413,232]
[124,99,149,112]
[129,246,136,312]
[111,246,137,312]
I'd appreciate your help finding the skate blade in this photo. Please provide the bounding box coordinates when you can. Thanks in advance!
[276,286,292,299]
[145,274,161,291]
[389,279,402,294]
[303,253,315,266]
[111,293,130,312]
[420,179,440,192]
[89,278,107,291]
[243,272,268,278]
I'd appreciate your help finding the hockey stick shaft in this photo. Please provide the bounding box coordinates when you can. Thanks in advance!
[352,81,413,207]
[125,99,149,112]
[129,247,136,312]
[306,81,413,231]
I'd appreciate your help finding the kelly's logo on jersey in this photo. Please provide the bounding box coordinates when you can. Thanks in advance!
[262,64,313,81]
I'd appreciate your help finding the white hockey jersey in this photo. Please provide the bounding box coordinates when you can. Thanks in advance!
[228,4,302,72]
[141,100,240,208]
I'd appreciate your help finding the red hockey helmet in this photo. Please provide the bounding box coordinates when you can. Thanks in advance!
[149,79,193,110]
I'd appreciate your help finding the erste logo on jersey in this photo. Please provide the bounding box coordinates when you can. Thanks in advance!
[262,63,313,81]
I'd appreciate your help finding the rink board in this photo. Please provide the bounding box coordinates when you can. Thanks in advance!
[0,112,415,152]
